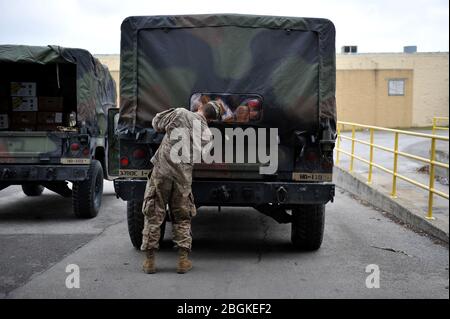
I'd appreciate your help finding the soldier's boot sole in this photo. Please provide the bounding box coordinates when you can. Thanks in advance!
[142,267,156,274]
[143,262,156,274]
[177,260,192,274]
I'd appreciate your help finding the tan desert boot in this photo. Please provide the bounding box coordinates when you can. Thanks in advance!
[177,248,193,274]
[143,249,156,274]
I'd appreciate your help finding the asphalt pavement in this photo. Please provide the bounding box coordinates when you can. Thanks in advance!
[0,181,448,298]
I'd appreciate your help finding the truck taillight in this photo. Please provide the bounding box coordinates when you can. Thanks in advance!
[120,141,151,169]
[120,156,129,167]
[70,143,80,151]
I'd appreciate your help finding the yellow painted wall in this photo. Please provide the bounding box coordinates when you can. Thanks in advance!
[336,69,413,128]
[337,52,448,127]
[96,52,448,128]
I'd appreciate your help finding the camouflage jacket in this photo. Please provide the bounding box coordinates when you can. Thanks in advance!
[151,108,212,185]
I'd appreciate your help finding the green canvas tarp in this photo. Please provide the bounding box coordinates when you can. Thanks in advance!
[119,14,336,135]
[0,45,116,134]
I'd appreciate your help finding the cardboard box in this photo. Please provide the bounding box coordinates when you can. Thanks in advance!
[38,97,64,112]
[0,97,10,113]
[11,112,37,125]
[235,105,250,123]
[0,114,9,129]
[37,112,64,124]
[36,124,60,131]
[11,97,38,112]
[10,82,37,97]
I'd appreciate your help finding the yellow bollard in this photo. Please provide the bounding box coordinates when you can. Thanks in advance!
[391,132,399,198]
[367,128,374,184]
[427,138,436,220]
[350,126,355,172]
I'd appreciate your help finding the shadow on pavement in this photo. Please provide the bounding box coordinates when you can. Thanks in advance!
[160,207,297,254]
[0,193,117,221]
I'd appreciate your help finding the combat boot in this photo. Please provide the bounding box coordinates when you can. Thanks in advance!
[143,249,156,274]
[177,248,193,274]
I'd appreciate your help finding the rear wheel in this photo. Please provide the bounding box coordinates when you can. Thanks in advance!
[127,199,166,249]
[291,204,325,251]
[72,160,103,218]
[22,184,44,196]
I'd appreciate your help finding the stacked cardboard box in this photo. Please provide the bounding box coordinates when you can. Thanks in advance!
[1,81,67,131]
[0,79,69,131]
[10,82,38,131]
[37,97,64,130]
[11,82,36,97]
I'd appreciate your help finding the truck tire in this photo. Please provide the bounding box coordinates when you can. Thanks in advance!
[127,200,166,249]
[72,160,103,219]
[291,204,325,251]
[22,184,44,196]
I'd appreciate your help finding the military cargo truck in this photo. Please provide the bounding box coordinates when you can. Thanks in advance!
[112,14,336,249]
[0,45,117,218]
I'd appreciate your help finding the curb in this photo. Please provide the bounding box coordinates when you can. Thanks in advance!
[333,166,449,243]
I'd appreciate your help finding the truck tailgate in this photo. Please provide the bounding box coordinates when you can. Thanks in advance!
[0,132,63,163]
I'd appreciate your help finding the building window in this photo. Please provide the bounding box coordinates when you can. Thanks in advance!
[388,79,405,96]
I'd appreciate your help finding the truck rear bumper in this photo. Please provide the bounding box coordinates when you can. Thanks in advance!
[114,179,335,206]
[0,164,89,183]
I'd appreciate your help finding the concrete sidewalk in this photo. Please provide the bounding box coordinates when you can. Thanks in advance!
[335,128,449,242]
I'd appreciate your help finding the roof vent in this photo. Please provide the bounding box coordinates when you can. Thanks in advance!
[404,46,417,53]
[341,46,357,54]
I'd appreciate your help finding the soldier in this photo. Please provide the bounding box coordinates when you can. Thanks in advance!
[141,101,222,274]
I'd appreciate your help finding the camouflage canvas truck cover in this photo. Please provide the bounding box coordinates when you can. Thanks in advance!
[113,14,336,250]
[0,45,117,218]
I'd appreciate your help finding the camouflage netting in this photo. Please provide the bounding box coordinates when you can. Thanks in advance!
[0,45,116,134]
[119,14,336,134]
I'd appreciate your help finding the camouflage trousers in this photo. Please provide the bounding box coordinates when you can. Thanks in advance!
[141,170,197,251]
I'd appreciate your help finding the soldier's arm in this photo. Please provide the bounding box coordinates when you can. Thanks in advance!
[201,127,213,147]
[152,108,176,132]
[201,126,213,156]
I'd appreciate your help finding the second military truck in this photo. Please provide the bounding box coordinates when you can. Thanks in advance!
[0,45,117,218]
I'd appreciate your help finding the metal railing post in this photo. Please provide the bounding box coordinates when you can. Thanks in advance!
[432,117,436,135]
[336,124,341,165]
[350,125,355,172]
[391,132,399,198]
[427,137,436,220]
[367,128,374,184]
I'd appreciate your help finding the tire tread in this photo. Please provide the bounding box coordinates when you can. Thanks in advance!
[72,160,103,219]
[291,204,325,251]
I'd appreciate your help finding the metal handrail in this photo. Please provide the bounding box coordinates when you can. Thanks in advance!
[432,116,449,135]
[335,121,449,220]
[339,135,449,169]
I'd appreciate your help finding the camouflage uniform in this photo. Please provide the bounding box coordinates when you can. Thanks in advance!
[141,108,212,251]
